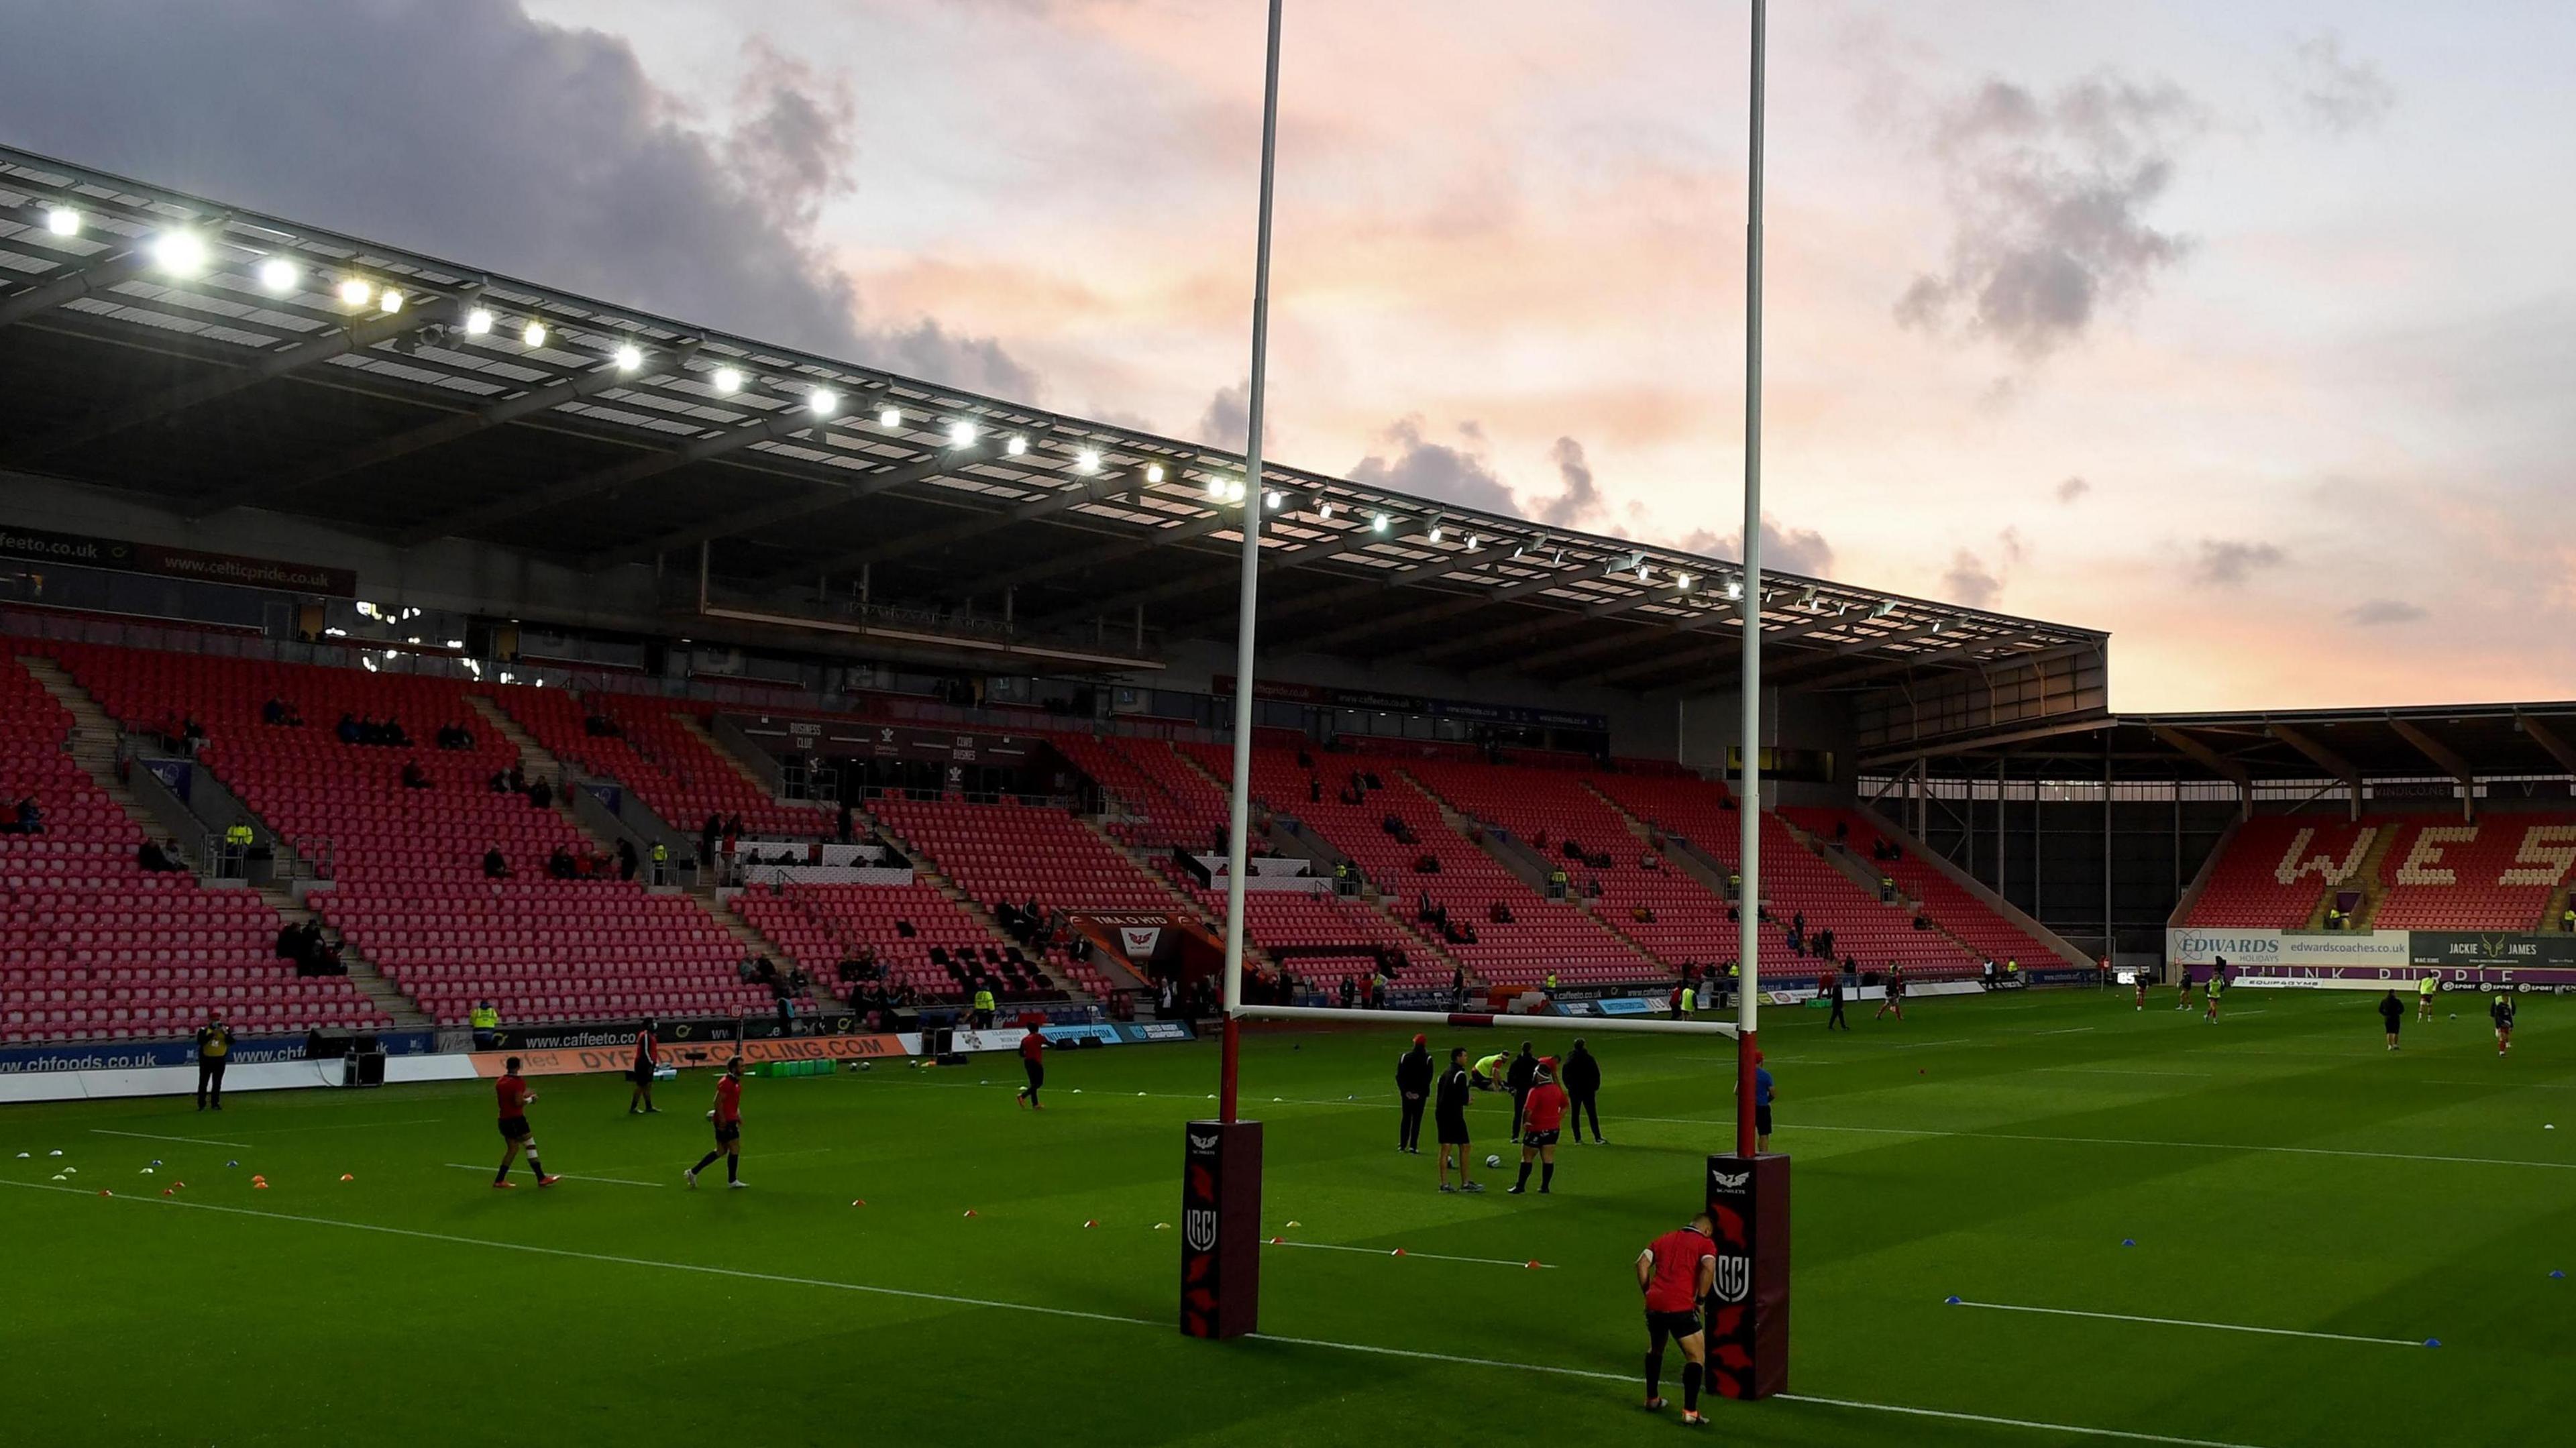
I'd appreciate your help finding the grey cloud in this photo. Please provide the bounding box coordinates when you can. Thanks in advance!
[1536,437,1605,528]
[0,0,1034,398]
[1940,549,2002,609]
[1897,74,2203,361]
[2055,476,2090,503]
[2288,34,2397,137]
[1675,518,1836,579]
[2344,598,2427,626]
[2193,539,2288,586]
[1346,416,1522,518]
[1193,380,1275,455]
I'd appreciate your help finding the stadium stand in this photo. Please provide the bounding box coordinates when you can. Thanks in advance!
[501,687,829,840]
[1,654,386,1043]
[1182,742,1654,985]
[872,795,1183,917]
[1784,807,2066,966]
[1593,776,1977,977]
[2180,816,2377,928]
[730,881,1069,1005]
[2371,816,2576,931]
[43,643,774,1027]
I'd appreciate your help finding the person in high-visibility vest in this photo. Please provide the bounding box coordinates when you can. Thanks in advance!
[2561,905,2575,934]
[194,1009,233,1111]
[470,999,501,1050]
[1544,970,1559,995]
[649,840,668,885]
[2416,970,2439,1022]
[971,985,996,1029]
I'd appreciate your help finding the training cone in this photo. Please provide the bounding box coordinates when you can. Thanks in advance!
[1390,1248,1405,1257]
[171,1181,183,1189]
[2425,1339,2442,1349]
[12,1151,25,1159]
[2551,1270,2565,1280]
[1137,1091,1147,1097]
[1285,1219,1301,1228]
[1945,1295,1962,1305]
[140,1168,154,1175]
[1526,1260,1543,1270]
[339,1173,354,1182]
[1270,1235,1284,1244]
[48,1150,61,1157]
[151,1159,162,1167]
[50,1174,65,1182]
[2122,1239,2137,1247]
[162,1187,174,1196]
[227,1160,238,1168]
[1083,1219,1097,1229]
[100,1188,113,1197]
[61,1166,75,1175]
[1154,1223,1169,1231]
[963,1209,977,1217]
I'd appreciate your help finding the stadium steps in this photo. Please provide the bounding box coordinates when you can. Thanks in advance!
[466,695,634,857]
[1775,810,1907,905]
[2325,823,2404,931]
[1403,769,1558,895]
[866,815,1090,1001]
[676,712,788,803]
[704,893,852,1014]
[1591,781,1744,907]
[250,881,431,1029]
[1076,815,1273,977]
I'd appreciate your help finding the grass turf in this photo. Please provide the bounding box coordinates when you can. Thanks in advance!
[4,987,2571,1447]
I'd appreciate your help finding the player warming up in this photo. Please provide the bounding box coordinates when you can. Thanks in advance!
[1394,1034,1434,1154]
[2417,972,2438,1023]
[2379,989,2404,1050]
[686,1056,747,1188]
[2205,963,2225,1023]
[1015,1027,1046,1109]
[1874,964,1905,1022]
[1510,1058,1568,1194]
[1636,1212,1718,1426]
[1435,1047,1482,1193]
[492,1058,560,1188]
[2493,993,2516,1056]
[628,1018,660,1114]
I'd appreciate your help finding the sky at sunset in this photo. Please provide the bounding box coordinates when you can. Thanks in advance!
[3,1,2569,711]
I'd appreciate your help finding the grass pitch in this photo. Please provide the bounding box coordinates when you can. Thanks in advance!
[5,988,2573,1447]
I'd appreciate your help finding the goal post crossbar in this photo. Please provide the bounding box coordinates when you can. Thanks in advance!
[1229,1003,1739,1041]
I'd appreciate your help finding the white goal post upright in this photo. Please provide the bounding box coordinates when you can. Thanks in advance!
[1218,0,1287,1124]
[1732,0,1768,1162]
[1225,1003,1741,1043]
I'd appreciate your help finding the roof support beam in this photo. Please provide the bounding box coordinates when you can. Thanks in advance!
[2515,714,2576,778]
[1171,538,1523,635]
[1591,612,1859,690]
[1296,559,1603,655]
[1795,627,2065,691]
[581,445,1003,573]
[398,393,816,546]
[2387,718,2477,821]
[184,350,656,518]
[1397,586,1679,667]
[1031,518,1416,634]
[2265,723,2361,821]
[765,465,1144,584]
[0,241,160,331]
[8,286,478,466]
[960,507,1240,598]
[2151,725,2253,819]
[1491,610,1727,676]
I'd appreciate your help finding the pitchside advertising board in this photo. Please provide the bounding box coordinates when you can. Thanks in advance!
[2169,928,2576,991]
[1702,1154,1790,1400]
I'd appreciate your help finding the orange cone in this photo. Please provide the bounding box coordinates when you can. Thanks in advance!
[963,1209,977,1218]
[339,1173,354,1182]
[99,1188,113,1197]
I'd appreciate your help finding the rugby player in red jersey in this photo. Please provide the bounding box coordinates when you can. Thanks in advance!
[686,1056,747,1189]
[1509,1058,1569,1194]
[1635,1213,1717,1424]
[491,1058,559,1188]
[1014,1027,1046,1109]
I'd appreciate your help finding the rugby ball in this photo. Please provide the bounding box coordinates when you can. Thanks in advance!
[1485,1154,1503,1168]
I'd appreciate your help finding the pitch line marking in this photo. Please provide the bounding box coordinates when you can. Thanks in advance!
[2040,1066,2215,1078]
[246,1117,447,1135]
[0,1176,2276,1448]
[2035,1026,2098,1036]
[1265,1239,1552,1270]
[1613,1115,2576,1171]
[440,1163,664,1187]
[1947,1298,2426,1347]
[89,1128,250,1149]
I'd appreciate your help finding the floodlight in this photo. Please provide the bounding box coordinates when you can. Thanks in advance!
[1430,525,1445,543]
[613,342,644,372]
[1372,513,1390,533]
[1725,578,1744,600]
[710,366,743,394]
[1145,463,1166,483]
[1265,490,1284,510]
[1206,475,1226,500]
[1006,434,1028,456]
[521,319,549,347]
[1676,573,1693,591]
[1318,500,1334,519]
[809,388,839,416]
[877,406,902,428]
[377,288,403,315]
[151,230,209,277]
[44,206,78,237]
[464,307,494,335]
[1075,449,1101,474]
[257,257,299,293]
[1466,534,1480,550]
[948,420,977,448]
[336,278,372,307]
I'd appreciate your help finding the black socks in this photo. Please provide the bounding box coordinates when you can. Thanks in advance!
[1644,1347,1664,1398]
[692,1150,720,1175]
[1541,1162,1554,1191]
[1682,1361,1703,1410]
[726,1154,739,1183]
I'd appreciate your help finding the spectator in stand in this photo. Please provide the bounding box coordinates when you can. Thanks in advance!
[1640,848,1660,872]
[482,846,511,879]
[1452,964,1468,1009]
[526,777,553,810]
[337,713,360,744]
[547,845,576,880]
[1415,852,1440,874]
[700,812,722,863]
[262,698,290,726]
[1633,903,1657,924]
[401,758,433,790]
[136,838,185,873]
[1489,900,1513,924]
[616,838,639,881]
[384,716,411,748]
[1339,974,1358,1009]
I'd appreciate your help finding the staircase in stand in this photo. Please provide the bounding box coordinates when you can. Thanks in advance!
[252,881,431,1029]
[869,812,1089,1001]
[2310,823,2402,931]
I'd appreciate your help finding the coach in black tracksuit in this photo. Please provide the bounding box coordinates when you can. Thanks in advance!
[1505,1042,1540,1137]
[1561,1038,1603,1144]
[1394,1035,1434,1154]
